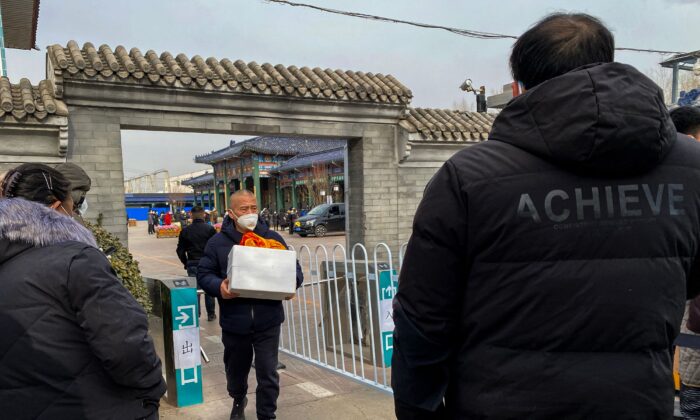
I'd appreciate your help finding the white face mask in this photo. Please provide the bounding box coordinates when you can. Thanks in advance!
[236,213,258,231]
[78,199,88,215]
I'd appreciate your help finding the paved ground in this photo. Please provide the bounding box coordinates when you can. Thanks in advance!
[128,221,394,419]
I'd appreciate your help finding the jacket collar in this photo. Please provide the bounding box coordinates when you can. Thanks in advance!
[0,198,97,265]
[220,215,269,243]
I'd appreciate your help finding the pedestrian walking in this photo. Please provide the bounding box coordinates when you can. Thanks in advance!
[670,106,700,141]
[198,190,303,420]
[177,205,218,321]
[393,13,700,419]
[147,210,156,234]
[0,163,165,419]
[288,208,297,235]
[672,105,700,418]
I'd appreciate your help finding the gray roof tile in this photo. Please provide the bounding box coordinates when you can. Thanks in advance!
[195,136,345,164]
[48,42,412,105]
[400,107,495,142]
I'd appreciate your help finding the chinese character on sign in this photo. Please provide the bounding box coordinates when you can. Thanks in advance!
[182,340,194,355]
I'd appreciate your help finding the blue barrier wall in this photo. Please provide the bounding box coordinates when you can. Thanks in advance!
[127,207,151,221]
[126,206,207,221]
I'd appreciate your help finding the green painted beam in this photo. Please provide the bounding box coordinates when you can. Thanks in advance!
[275,179,283,212]
[222,161,230,205]
[252,154,262,210]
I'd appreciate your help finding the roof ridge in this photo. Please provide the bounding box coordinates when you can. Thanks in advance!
[401,106,495,142]
[286,146,346,160]
[48,42,413,106]
[0,76,68,121]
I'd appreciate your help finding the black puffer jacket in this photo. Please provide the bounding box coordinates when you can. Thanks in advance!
[176,218,216,268]
[0,198,166,419]
[393,63,700,419]
[197,216,303,334]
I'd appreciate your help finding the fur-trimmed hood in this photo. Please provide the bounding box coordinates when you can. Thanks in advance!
[0,198,97,265]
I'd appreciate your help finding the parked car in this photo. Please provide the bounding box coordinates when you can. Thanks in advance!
[294,203,345,237]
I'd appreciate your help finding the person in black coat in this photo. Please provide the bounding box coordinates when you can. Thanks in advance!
[198,190,302,420]
[393,13,700,419]
[0,163,165,420]
[670,106,700,141]
[177,205,217,321]
[147,210,156,234]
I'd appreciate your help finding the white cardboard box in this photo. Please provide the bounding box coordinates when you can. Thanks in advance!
[227,245,296,300]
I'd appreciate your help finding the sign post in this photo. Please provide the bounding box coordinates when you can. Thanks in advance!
[377,264,398,367]
[150,276,204,407]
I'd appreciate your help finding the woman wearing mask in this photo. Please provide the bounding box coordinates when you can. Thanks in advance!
[0,163,166,420]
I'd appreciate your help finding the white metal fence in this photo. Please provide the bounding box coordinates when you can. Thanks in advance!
[280,243,407,393]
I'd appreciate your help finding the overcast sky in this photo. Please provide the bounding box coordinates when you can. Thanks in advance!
[6,0,700,177]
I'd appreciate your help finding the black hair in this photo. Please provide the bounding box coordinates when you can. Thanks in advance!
[510,13,615,89]
[0,163,70,205]
[670,106,700,136]
[191,205,205,216]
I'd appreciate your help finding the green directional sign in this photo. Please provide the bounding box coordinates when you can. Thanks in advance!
[378,267,398,368]
[170,286,203,407]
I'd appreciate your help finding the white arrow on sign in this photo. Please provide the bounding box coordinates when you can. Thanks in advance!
[176,311,190,325]
[175,305,197,329]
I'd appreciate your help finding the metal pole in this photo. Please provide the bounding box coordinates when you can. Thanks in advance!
[672,63,679,104]
[0,2,6,77]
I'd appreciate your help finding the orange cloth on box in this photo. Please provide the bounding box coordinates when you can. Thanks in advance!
[240,232,286,250]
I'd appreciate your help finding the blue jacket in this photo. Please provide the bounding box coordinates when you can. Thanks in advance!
[197,216,303,334]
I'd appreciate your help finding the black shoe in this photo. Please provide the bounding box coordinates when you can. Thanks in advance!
[230,397,247,419]
[207,313,217,321]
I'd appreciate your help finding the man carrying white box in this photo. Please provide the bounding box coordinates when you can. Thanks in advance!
[198,190,303,420]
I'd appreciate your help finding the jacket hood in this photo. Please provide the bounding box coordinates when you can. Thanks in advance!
[489,62,677,176]
[221,214,270,242]
[0,198,97,265]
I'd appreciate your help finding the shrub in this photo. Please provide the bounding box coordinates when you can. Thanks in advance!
[84,220,152,313]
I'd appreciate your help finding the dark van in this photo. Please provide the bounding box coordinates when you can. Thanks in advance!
[294,203,345,237]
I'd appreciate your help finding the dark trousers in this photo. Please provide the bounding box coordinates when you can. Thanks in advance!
[395,398,446,420]
[147,223,155,234]
[681,383,700,419]
[186,265,215,316]
[222,325,281,420]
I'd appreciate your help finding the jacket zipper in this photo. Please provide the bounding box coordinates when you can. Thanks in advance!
[251,304,255,329]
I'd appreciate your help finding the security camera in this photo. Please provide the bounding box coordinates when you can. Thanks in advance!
[460,78,474,92]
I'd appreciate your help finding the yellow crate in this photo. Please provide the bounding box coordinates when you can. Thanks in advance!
[155,226,180,238]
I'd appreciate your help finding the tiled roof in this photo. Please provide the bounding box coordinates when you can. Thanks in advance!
[181,172,214,187]
[195,136,346,164]
[0,77,68,121]
[400,108,495,142]
[274,147,345,172]
[47,41,412,105]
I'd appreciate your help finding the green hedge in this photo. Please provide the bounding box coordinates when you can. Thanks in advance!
[84,220,152,313]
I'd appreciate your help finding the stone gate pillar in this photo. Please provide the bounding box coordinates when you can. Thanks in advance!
[66,107,127,244]
[348,124,400,252]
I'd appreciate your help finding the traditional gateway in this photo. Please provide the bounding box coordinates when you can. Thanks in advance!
[0,41,494,248]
